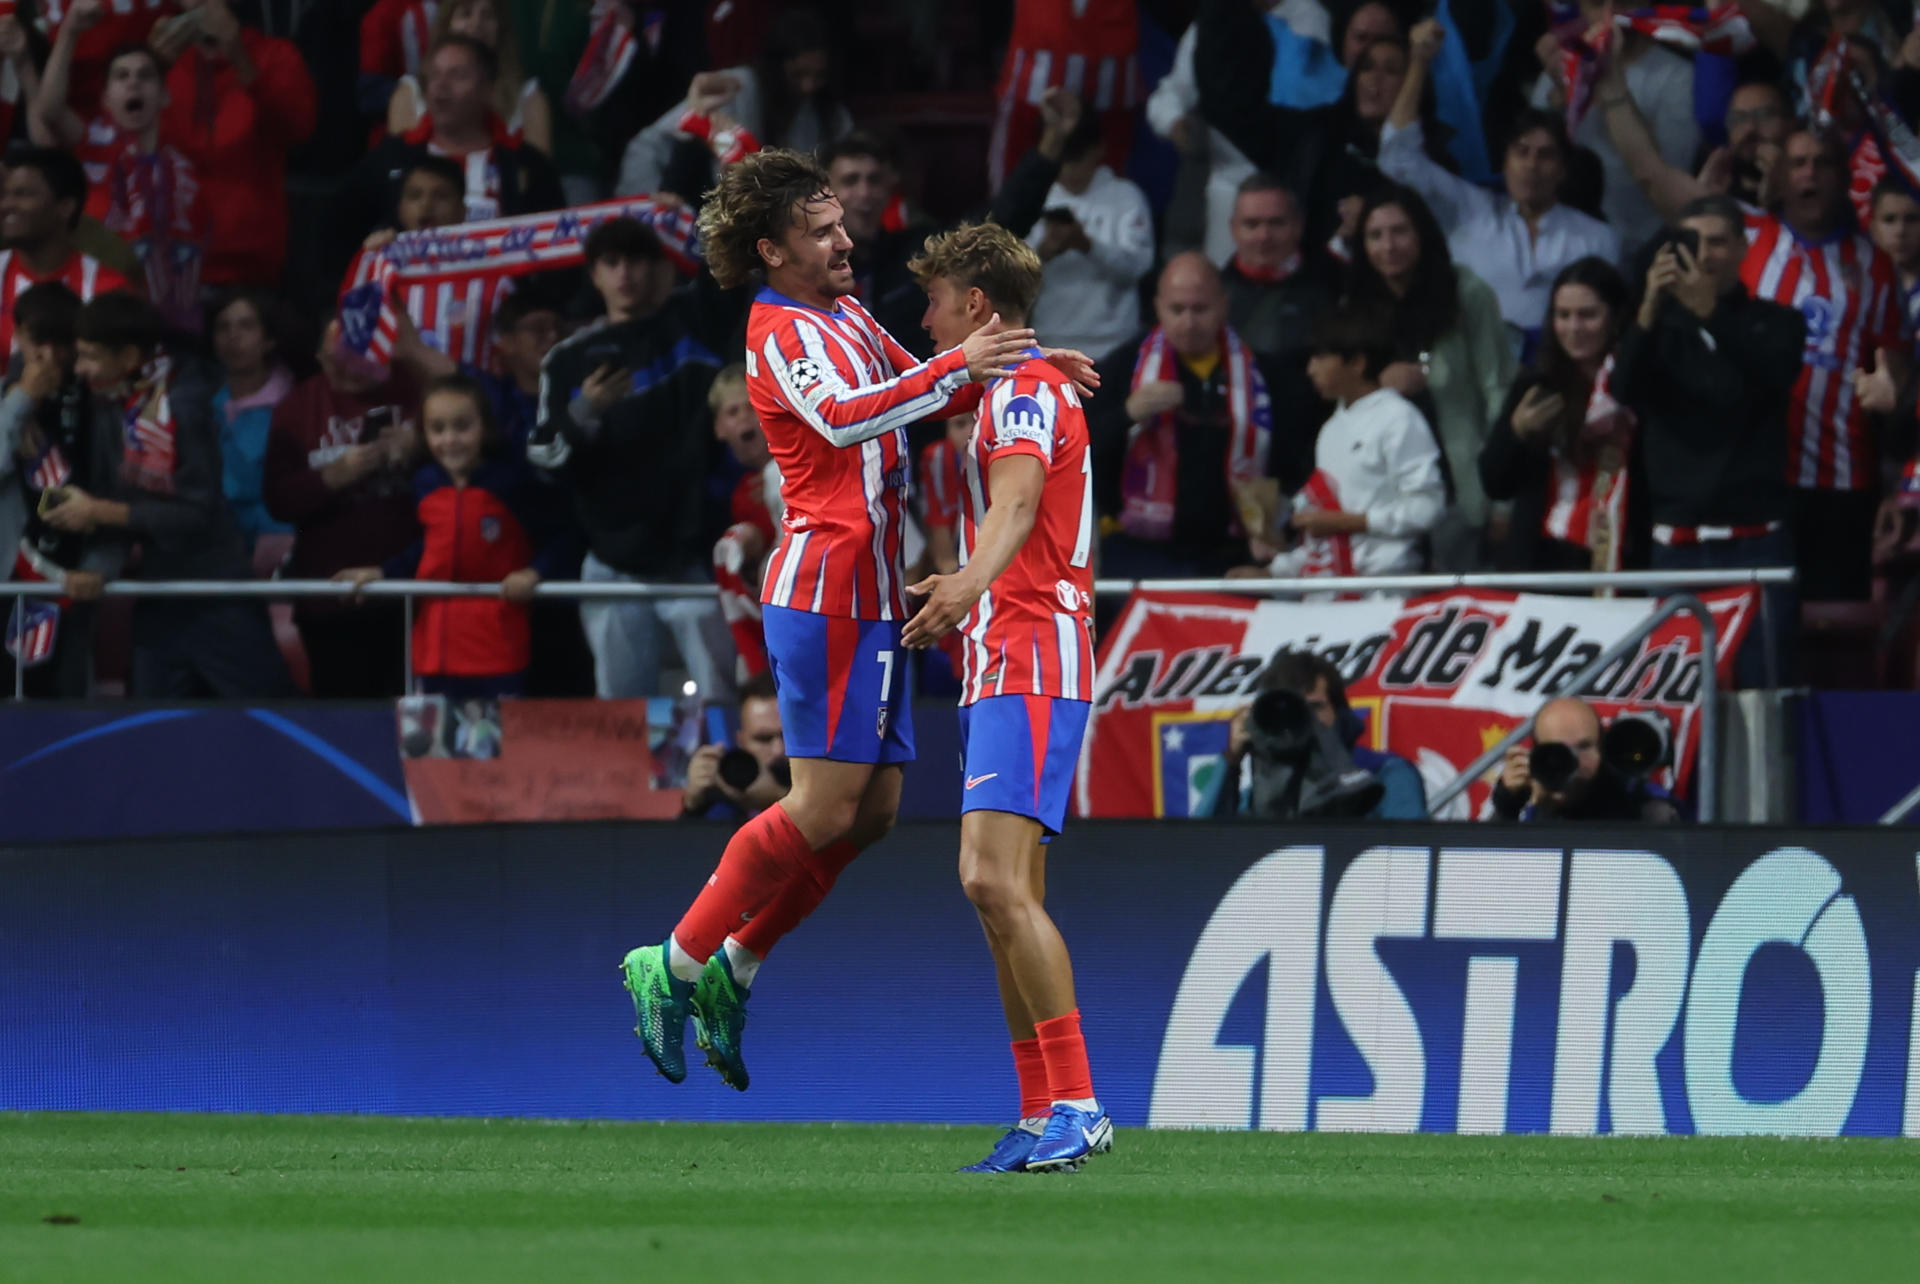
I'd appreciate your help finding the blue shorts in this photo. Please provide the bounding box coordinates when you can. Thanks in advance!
[956,694,1091,836]
[763,603,915,765]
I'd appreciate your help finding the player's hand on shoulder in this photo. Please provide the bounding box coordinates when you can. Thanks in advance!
[902,571,983,649]
[1040,346,1101,398]
[960,313,1037,384]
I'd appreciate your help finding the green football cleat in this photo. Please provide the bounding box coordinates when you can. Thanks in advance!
[621,944,694,1083]
[691,952,752,1091]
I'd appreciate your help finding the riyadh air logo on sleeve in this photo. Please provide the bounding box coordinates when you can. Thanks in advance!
[1056,580,1088,612]
[787,357,824,389]
[995,394,1054,452]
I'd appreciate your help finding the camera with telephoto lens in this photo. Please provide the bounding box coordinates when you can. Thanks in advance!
[1243,687,1384,819]
[717,748,792,794]
[1529,711,1671,795]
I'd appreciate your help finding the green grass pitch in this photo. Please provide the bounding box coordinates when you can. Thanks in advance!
[2,1113,1918,1282]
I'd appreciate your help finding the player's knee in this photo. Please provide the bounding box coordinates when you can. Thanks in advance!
[842,804,897,852]
[958,850,1025,920]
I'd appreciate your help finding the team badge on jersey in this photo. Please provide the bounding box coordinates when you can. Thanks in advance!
[480,516,502,542]
[876,703,890,737]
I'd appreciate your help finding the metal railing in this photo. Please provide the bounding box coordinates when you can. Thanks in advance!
[6,568,1793,824]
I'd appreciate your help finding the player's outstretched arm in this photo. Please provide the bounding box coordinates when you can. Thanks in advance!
[760,315,1037,449]
[903,453,1045,649]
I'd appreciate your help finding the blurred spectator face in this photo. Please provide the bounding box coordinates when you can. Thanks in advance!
[737,691,786,767]
[712,382,771,470]
[1362,202,1422,289]
[1058,136,1105,193]
[944,414,971,450]
[213,296,272,378]
[494,306,560,385]
[318,320,381,395]
[103,50,165,135]
[425,43,494,134]
[396,169,465,232]
[423,388,486,479]
[1230,187,1302,274]
[446,0,501,45]
[919,275,979,351]
[1872,189,1920,272]
[784,48,831,97]
[1155,254,1229,357]
[0,167,69,250]
[1679,211,1747,296]
[590,250,674,319]
[827,152,893,244]
[1350,40,1407,124]
[74,339,143,393]
[1724,83,1788,164]
[768,194,855,301]
[1341,2,1403,66]
[1504,127,1565,214]
[1550,282,1611,368]
[1306,349,1367,402]
[1782,129,1844,230]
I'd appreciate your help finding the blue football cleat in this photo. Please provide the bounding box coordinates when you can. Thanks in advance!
[1023,1102,1113,1172]
[957,1120,1047,1173]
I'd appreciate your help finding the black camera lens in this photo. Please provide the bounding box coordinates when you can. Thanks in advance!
[1247,688,1317,760]
[717,747,762,791]
[1530,741,1580,794]
[768,757,792,790]
[1602,715,1667,777]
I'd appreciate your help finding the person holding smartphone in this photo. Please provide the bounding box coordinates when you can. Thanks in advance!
[1610,195,1807,686]
[527,216,742,702]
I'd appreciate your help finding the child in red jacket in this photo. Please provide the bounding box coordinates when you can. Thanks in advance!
[337,373,569,698]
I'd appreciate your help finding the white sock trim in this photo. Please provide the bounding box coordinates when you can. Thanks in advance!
[722,936,762,987]
[666,934,704,984]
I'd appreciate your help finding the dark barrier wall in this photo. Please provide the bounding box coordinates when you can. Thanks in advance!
[5,823,1918,1134]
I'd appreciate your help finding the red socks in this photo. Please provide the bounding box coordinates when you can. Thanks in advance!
[1034,1010,1095,1103]
[671,805,814,963]
[1011,1038,1052,1119]
[731,839,860,958]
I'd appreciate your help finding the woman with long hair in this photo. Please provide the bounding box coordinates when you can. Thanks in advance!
[616,7,852,198]
[387,0,554,155]
[1479,257,1645,573]
[208,288,308,546]
[1346,182,1516,569]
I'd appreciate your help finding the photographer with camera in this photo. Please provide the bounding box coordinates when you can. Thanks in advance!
[1489,695,1680,823]
[1212,652,1428,821]
[681,670,791,823]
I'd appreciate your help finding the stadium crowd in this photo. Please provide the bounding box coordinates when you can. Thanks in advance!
[4,0,1920,700]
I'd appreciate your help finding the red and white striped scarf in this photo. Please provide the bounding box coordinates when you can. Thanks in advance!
[1293,469,1355,579]
[1120,326,1268,541]
[565,0,643,115]
[1555,3,1755,130]
[1539,357,1635,574]
[338,195,701,369]
[104,140,203,331]
[119,355,176,494]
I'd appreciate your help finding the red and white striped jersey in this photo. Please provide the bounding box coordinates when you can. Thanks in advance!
[344,244,514,369]
[0,250,128,356]
[1742,211,1905,490]
[956,357,1097,705]
[359,0,439,81]
[748,287,980,620]
[996,0,1140,113]
[918,436,964,542]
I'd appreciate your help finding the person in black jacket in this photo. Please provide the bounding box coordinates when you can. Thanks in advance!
[1480,256,1646,574]
[529,217,743,701]
[1611,195,1807,686]
[336,35,565,279]
[47,291,293,698]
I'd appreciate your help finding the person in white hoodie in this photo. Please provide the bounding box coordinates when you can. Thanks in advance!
[1026,114,1155,364]
[1233,305,1446,582]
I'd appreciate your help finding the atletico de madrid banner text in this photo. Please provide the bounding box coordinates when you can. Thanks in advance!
[1075,588,1756,819]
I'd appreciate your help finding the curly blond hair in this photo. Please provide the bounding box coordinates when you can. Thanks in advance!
[697,150,835,291]
[907,222,1043,323]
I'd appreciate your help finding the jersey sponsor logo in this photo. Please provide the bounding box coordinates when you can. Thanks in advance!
[995,394,1053,450]
[787,357,824,389]
[1056,580,1088,612]
[965,772,999,790]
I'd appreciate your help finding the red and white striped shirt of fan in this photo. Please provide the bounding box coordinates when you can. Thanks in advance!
[955,361,1096,706]
[747,287,982,622]
[1742,210,1906,492]
[0,249,127,357]
[360,0,438,82]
